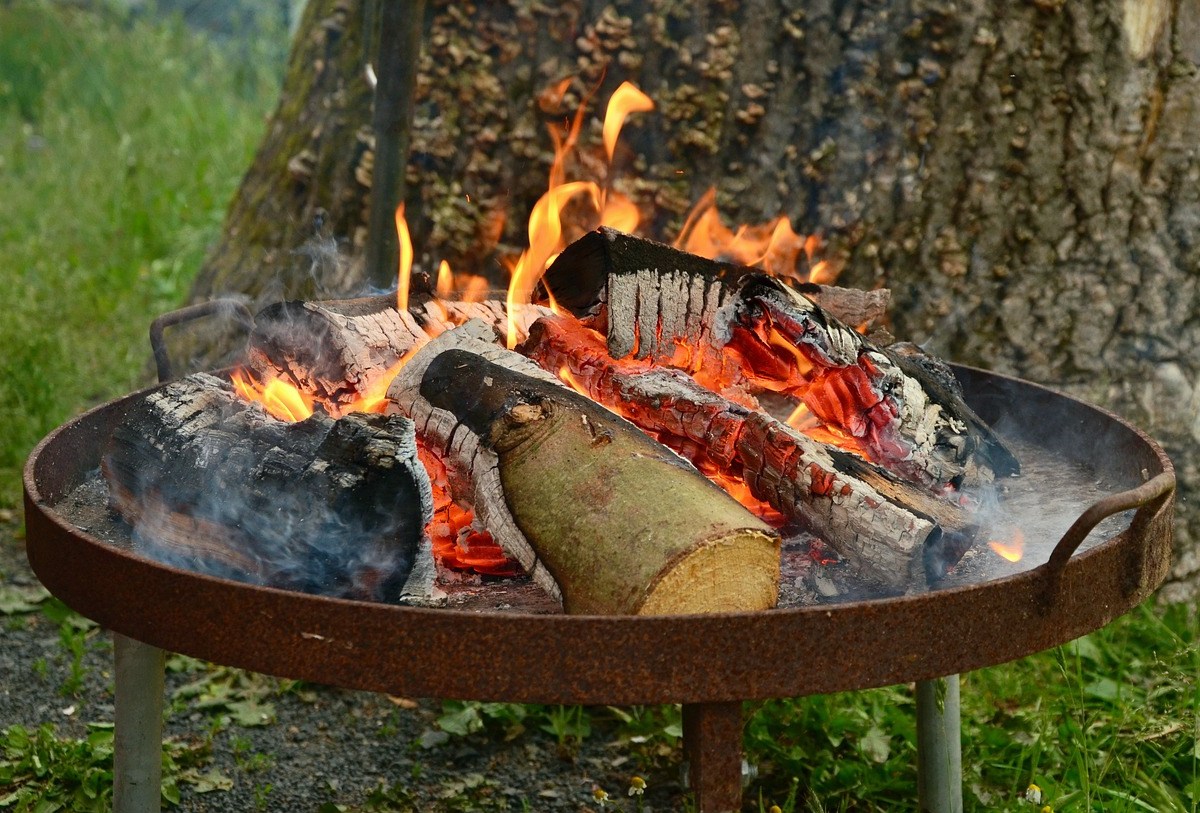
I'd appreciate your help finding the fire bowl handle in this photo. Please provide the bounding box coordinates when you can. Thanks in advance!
[1041,471,1175,600]
[149,299,255,382]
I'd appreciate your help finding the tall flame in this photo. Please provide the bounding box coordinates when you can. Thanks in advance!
[603,82,654,161]
[395,203,413,312]
[506,80,655,348]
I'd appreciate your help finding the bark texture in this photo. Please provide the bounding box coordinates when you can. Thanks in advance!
[190,0,1200,596]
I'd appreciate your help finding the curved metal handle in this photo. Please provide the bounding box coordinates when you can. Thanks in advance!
[1042,471,1175,588]
[149,299,255,383]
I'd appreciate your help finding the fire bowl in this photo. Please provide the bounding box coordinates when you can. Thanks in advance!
[24,366,1173,707]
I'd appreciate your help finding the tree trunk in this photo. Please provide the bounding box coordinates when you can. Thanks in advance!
[190,0,1200,597]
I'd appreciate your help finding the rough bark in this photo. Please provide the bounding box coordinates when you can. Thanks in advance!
[102,373,434,602]
[189,0,1200,597]
[387,321,781,615]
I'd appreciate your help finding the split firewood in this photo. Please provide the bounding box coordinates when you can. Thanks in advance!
[523,316,974,587]
[386,320,780,615]
[249,293,554,410]
[102,373,434,603]
[541,227,1019,490]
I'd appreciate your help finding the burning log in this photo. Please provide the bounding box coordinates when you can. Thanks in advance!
[249,294,428,410]
[248,293,553,410]
[387,320,781,615]
[523,316,973,587]
[102,373,434,603]
[542,227,1019,490]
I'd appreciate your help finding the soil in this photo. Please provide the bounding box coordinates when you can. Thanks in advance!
[0,515,688,812]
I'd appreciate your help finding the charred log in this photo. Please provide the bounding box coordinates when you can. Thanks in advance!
[387,321,780,615]
[249,294,428,409]
[543,227,1018,490]
[249,292,554,409]
[523,316,973,587]
[102,373,434,603]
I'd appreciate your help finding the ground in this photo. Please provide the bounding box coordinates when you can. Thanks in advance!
[0,515,682,812]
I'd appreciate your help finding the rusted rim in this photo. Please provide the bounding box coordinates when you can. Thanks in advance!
[149,299,254,382]
[23,366,1175,705]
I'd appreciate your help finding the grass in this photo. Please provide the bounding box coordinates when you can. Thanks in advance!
[0,2,1197,811]
[0,0,278,506]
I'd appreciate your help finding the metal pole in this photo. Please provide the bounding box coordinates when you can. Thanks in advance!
[682,702,744,813]
[364,0,426,288]
[113,634,166,813]
[916,675,963,813]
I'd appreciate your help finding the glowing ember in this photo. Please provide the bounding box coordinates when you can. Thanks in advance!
[395,203,413,312]
[229,370,314,423]
[988,530,1025,563]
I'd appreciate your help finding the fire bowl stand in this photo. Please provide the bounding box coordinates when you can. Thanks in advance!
[26,365,1176,813]
[110,630,962,813]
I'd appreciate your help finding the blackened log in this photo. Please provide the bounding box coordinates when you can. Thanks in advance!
[523,316,973,587]
[102,373,434,603]
[543,227,1018,490]
[387,321,780,615]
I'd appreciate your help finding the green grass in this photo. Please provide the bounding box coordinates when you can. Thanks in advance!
[0,0,278,506]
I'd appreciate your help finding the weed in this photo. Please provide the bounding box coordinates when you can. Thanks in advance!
[0,723,207,811]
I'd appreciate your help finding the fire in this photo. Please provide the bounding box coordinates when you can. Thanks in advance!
[506,81,655,348]
[603,81,654,161]
[395,203,413,312]
[988,529,1025,563]
[674,188,826,283]
[226,78,855,577]
[230,370,314,423]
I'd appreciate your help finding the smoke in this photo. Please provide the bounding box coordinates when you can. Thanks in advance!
[108,375,435,605]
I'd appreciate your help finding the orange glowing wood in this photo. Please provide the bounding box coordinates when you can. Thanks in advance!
[522,315,977,588]
[388,321,780,615]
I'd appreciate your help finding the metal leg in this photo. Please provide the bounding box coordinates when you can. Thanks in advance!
[916,675,963,813]
[682,702,743,813]
[113,634,166,813]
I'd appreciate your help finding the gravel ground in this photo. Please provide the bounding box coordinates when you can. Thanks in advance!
[0,516,688,812]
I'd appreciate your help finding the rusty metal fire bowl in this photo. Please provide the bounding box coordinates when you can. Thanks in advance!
[22,365,1176,812]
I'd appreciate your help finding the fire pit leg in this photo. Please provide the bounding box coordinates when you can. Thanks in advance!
[682,702,743,813]
[916,675,963,813]
[113,634,166,813]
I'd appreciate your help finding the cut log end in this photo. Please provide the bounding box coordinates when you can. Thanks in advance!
[639,530,781,615]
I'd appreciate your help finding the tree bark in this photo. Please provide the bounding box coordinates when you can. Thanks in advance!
[190,0,1200,597]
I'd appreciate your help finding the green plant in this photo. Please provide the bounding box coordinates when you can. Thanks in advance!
[0,0,277,507]
[540,704,591,757]
[0,723,208,811]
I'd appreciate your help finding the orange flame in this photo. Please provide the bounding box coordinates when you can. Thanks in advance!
[230,370,314,423]
[603,81,654,161]
[435,259,454,299]
[395,203,413,312]
[339,342,425,416]
[988,529,1025,563]
[673,188,825,282]
[506,80,655,348]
